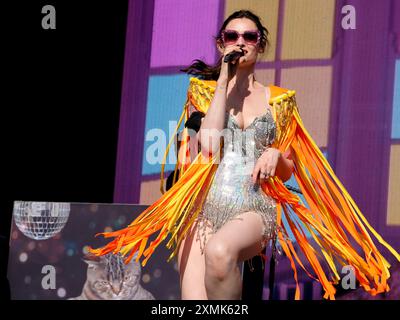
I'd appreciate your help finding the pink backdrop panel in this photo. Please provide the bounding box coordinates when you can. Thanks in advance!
[150,0,220,67]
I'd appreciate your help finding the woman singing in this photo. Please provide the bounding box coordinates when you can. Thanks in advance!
[90,10,400,300]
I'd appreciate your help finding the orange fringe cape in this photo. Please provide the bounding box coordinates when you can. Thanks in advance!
[90,77,400,300]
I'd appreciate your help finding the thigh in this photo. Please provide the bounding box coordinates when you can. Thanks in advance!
[209,211,267,262]
[177,219,213,299]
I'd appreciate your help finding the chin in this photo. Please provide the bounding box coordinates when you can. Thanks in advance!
[238,60,254,67]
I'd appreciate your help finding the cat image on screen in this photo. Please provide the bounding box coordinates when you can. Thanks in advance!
[68,252,155,300]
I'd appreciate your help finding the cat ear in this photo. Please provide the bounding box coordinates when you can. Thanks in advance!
[132,252,139,261]
[82,253,102,266]
[82,259,99,267]
[126,254,141,273]
[130,253,141,267]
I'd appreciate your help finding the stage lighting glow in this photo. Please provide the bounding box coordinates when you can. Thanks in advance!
[104,226,113,233]
[27,241,36,251]
[82,245,90,254]
[57,287,66,298]
[19,252,28,263]
[153,269,162,278]
[142,274,151,283]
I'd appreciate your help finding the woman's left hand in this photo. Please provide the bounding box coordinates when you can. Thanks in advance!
[252,147,281,184]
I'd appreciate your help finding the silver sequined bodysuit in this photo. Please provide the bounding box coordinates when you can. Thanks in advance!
[197,101,278,249]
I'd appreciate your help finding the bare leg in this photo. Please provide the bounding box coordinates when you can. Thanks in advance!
[177,219,213,299]
[204,211,266,300]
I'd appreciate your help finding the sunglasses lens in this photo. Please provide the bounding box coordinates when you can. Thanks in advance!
[243,32,259,43]
[223,31,239,43]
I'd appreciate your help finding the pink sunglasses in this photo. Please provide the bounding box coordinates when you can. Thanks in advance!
[221,29,261,45]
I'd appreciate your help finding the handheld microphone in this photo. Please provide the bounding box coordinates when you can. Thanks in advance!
[223,50,244,63]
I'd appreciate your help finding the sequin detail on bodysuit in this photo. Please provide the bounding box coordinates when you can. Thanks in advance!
[197,106,278,253]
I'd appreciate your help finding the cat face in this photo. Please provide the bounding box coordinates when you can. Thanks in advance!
[83,253,141,300]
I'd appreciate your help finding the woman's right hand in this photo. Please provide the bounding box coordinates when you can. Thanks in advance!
[218,47,245,85]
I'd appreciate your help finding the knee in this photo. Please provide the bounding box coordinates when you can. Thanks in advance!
[204,240,236,280]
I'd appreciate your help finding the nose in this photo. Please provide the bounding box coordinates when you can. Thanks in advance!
[236,35,245,46]
[111,281,121,295]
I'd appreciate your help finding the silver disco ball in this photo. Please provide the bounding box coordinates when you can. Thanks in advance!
[13,201,71,240]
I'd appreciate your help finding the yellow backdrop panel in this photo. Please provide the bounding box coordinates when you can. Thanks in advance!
[387,144,400,226]
[255,68,276,88]
[282,0,335,60]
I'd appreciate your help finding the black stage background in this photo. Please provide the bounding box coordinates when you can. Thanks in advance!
[1,1,129,300]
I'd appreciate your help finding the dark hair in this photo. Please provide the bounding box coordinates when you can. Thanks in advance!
[180,10,270,81]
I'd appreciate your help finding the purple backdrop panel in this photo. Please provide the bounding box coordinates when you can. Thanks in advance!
[151,0,220,67]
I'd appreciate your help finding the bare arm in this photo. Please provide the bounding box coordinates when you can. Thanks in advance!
[198,47,244,157]
[252,146,294,184]
[197,82,228,156]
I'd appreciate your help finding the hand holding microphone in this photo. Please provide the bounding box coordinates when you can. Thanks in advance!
[218,47,245,85]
